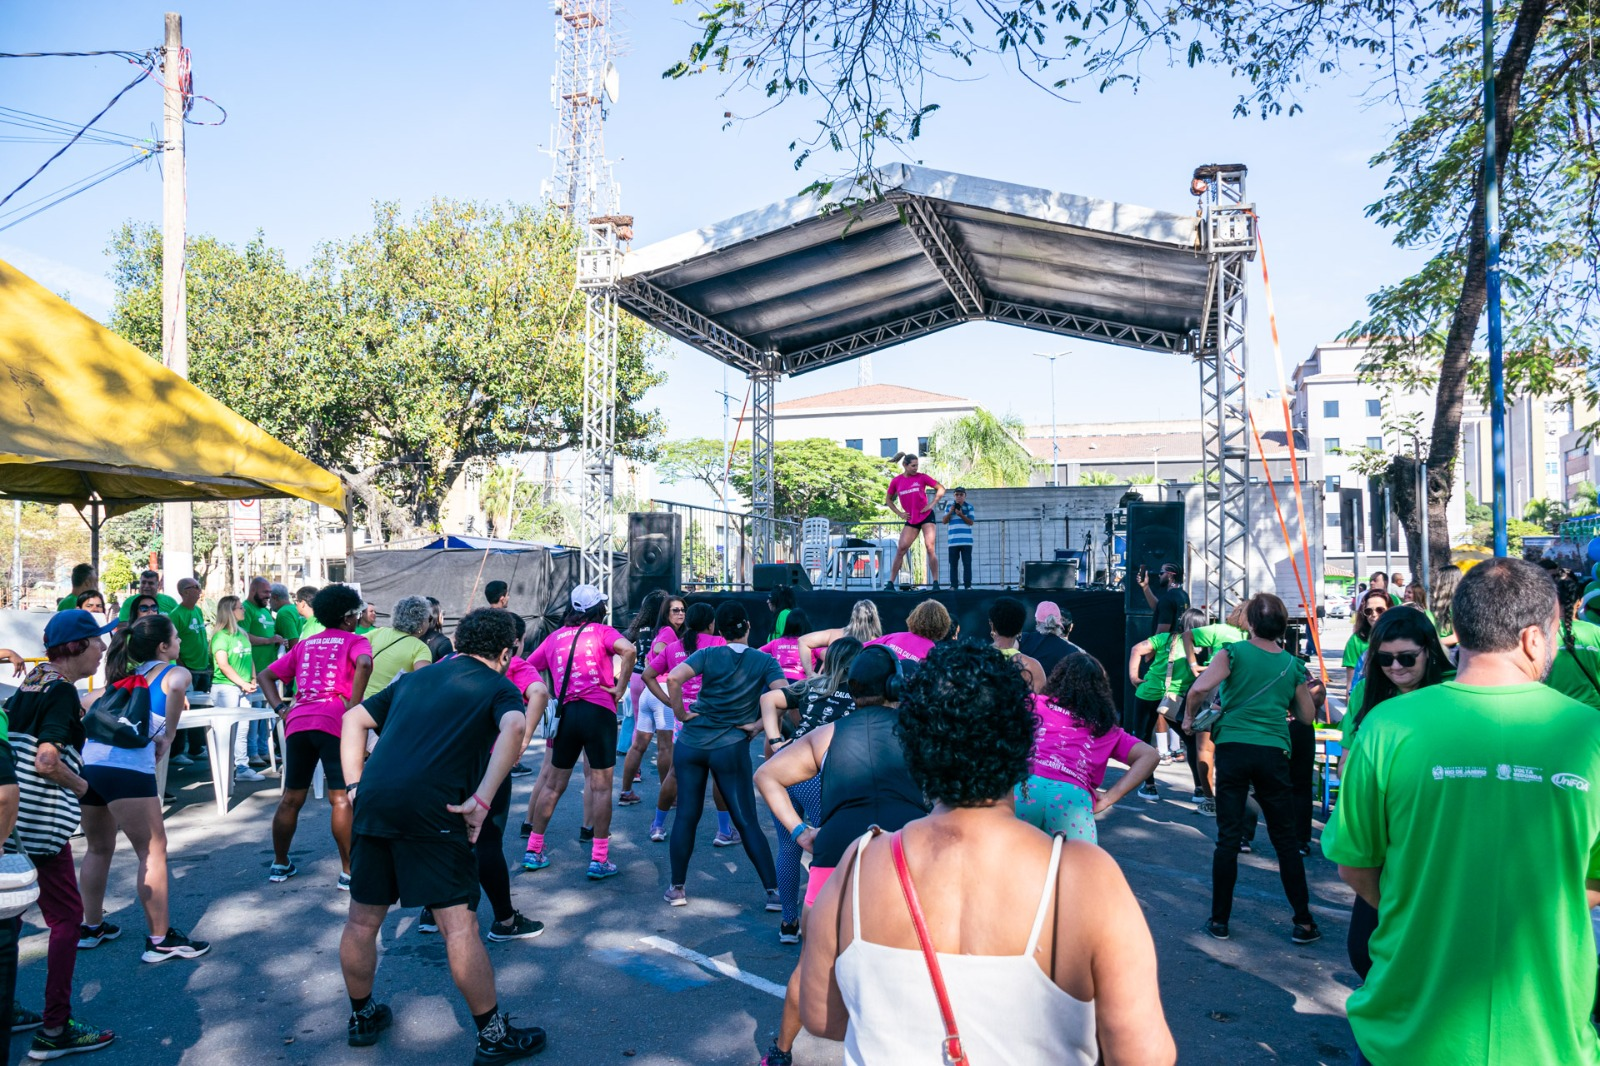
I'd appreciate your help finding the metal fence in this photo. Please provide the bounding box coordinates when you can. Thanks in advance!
[839,516,1100,588]
[645,500,802,591]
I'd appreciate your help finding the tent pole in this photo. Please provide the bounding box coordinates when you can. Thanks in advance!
[90,500,101,575]
[345,512,356,584]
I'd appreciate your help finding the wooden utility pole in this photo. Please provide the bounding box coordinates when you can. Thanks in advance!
[159,11,193,594]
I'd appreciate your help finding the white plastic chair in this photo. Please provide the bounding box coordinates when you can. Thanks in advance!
[800,518,831,584]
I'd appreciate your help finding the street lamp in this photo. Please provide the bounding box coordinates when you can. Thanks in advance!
[1152,446,1161,486]
[1033,351,1068,485]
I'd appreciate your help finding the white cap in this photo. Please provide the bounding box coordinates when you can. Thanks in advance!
[571,584,606,611]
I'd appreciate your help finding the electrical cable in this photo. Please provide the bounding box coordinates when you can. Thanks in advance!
[0,106,150,147]
[0,149,153,227]
[0,51,148,60]
[0,151,151,234]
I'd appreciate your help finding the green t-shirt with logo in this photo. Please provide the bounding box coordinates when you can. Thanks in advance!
[1189,622,1247,664]
[1342,634,1370,671]
[274,604,302,645]
[117,591,178,622]
[1213,641,1306,750]
[1325,682,1600,1066]
[241,601,280,674]
[209,628,253,687]
[168,604,212,671]
[1134,631,1195,701]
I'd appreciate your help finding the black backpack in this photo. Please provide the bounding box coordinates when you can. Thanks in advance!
[84,667,161,749]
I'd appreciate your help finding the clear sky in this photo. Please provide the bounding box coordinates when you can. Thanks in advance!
[1,0,1426,438]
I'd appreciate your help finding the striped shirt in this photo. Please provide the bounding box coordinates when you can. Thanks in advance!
[945,502,975,546]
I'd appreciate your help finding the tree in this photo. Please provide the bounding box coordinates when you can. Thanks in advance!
[666,0,1599,575]
[1523,497,1568,533]
[728,438,893,523]
[1128,473,1157,485]
[1571,481,1599,518]
[655,438,737,503]
[109,200,666,542]
[1078,470,1118,486]
[925,408,1034,488]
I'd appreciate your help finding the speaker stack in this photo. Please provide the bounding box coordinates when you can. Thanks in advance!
[752,562,812,592]
[626,512,682,611]
[1120,501,1186,729]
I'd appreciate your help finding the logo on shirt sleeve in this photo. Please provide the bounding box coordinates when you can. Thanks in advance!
[1553,772,1591,792]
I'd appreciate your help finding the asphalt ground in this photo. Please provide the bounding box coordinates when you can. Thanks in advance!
[12,645,1360,1065]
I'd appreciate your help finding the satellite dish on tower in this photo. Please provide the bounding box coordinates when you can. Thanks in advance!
[601,60,620,103]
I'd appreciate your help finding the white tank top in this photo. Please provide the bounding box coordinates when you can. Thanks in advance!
[834,831,1098,1066]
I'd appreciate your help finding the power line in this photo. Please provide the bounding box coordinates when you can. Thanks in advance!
[0,151,152,234]
[0,50,149,60]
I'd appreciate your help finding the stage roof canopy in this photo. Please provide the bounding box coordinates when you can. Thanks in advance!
[614,164,1210,377]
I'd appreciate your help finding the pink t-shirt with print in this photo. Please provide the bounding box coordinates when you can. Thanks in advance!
[759,636,807,681]
[866,631,935,663]
[888,472,940,523]
[1028,693,1140,792]
[528,624,625,712]
[505,655,538,697]
[266,629,372,737]
[647,633,726,705]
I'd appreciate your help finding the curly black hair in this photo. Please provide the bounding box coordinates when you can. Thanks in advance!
[456,608,520,659]
[1041,653,1119,737]
[312,584,364,628]
[894,640,1035,808]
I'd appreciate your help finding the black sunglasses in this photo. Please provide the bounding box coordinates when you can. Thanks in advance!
[1362,606,1387,616]
[137,604,160,614]
[1376,651,1419,668]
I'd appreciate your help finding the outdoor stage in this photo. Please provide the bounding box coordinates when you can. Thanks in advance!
[685,587,1127,706]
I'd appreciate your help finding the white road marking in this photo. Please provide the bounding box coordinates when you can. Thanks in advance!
[639,935,786,998]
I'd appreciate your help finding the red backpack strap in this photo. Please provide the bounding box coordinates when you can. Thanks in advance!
[889,831,967,1066]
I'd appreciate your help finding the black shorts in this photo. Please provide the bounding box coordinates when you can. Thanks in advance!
[904,516,934,529]
[348,834,479,910]
[549,699,619,771]
[284,729,346,792]
[80,765,157,805]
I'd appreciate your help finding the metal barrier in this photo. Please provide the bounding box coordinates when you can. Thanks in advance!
[643,500,801,591]
[839,516,1099,588]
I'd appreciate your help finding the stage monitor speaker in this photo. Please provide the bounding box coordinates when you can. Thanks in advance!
[1023,560,1079,590]
[626,512,682,613]
[752,563,812,592]
[1124,501,1186,612]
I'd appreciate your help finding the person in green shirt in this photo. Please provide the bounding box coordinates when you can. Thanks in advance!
[242,577,286,675]
[1129,608,1205,801]
[168,578,214,764]
[56,562,96,611]
[209,595,267,781]
[1326,557,1600,1066]
[1547,568,1600,712]
[1343,588,1392,699]
[270,583,303,648]
[1181,603,1250,815]
[363,595,435,692]
[354,601,378,636]
[116,570,178,622]
[1183,591,1319,945]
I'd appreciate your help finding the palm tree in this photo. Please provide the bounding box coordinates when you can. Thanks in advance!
[1570,481,1598,518]
[1524,497,1568,534]
[1078,470,1118,486]
[925,408,1036,488]
[1128,473,1158,485]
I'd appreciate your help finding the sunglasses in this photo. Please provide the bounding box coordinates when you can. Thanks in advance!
[137,605,160,614]
[1362,607,1387,616]
[669,606,686,613]
[1376,651,1420,668]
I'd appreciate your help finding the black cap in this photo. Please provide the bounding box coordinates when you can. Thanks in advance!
[953,486,967,493]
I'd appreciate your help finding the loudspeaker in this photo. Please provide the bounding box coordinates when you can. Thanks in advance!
[1340,488,1365,554]
[752,563,812,592]
[1023,560,1079,590]
[1123,501,1185,612]
[626,512,682,611]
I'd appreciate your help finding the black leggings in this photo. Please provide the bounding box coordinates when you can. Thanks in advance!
[1288,717,1315,848]
[1211,742,1311,926]
[475,780,514,923]
[669,740,776,889]
[1133,696,1162,744]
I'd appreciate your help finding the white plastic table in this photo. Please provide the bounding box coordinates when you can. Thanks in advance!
[178,707,282,815]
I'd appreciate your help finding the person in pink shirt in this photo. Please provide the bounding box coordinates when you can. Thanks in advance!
[864,599,951,663]
[883,453,944,590]
[759,609,811,682]
[619,594,686,808]
[520,585,636,880]
[1015,653,1159,843]
[258,584,374,888]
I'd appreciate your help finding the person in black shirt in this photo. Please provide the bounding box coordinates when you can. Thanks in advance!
[423,597,454,662]
[1140,563,1190,634]
[1018,601,1083,677]
[337,609,545,1064]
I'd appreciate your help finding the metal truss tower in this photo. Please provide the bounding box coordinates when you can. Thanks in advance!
[1194,165,1254,615]
[553,0,629,600]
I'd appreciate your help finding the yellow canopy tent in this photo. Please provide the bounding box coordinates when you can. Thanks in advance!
[0,257,345,566]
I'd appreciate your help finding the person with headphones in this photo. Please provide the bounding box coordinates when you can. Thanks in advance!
[751,644,932,1066]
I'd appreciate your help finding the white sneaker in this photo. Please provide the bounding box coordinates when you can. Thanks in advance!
[235,765,265,782]
[169,753,194,767]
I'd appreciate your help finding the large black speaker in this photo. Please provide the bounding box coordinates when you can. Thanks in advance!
[1023,560,1079,590]
[1123,501,1186,612]
[626,512,682,611]
[752,563,812,592]
[1340,488,1365,554]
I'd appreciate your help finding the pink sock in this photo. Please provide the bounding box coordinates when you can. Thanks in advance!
[526,832,544,854]
[592,837,610,863]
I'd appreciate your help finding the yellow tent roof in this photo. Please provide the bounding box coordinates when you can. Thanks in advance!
[0,257,344,513]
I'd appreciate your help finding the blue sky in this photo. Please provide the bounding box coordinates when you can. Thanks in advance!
[1,0,1426,436]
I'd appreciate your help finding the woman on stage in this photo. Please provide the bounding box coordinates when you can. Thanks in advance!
[884,454,944,590]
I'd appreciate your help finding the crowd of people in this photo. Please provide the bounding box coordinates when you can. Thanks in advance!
[0,547,1596,1064]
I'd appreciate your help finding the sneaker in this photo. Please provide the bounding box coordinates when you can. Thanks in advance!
[1137,781,1160,802]
[337,872,351,892]
[1158,752,1173,766]
[168,753,193,767]
[1197,798,1217,818]
[760,1042,794,1066]
[1291,922,1322,945]
[1203,920,1230,940]
[472,1013,547,1065]
[234,765,265,782]
[521,851,550,872]
[930,581,941,591]
[633,772,642,783]
[882,579,897,591]
[649,826,667,843]
[12,1004,41,1033]
[487,912,546,942]
[76,922,120,950]
[418,909,438,934]
[1190,789,1206,803]
[268,861,297,883]
[712,830,741,847]
[765,889,781,912]
[140,928,210,963]
[586,860,619,880]
[617,791,642,806]
[509,763,533,778]
[578,826,594,844]
[247,756,269,769]
[1298,843,1313,857]
[664,885,687,907]
[27,1018,114,1059]
[778,921,800,945]
[1239,842,1253,854]
[347,1002,392,1048]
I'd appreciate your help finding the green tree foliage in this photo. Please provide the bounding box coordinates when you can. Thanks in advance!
[108,200,666,541]
[729,438,894,523]
[1078,470,1118,486]
[1570,481,1599,518]
[1523,497,1568,533]
[925,408,1034,488]
[99,549,135,602]
[655,438,736,503]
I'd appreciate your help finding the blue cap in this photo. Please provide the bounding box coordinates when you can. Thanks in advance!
[43,609,117,649]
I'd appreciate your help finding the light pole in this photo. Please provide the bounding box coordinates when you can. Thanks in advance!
[1033,351,1068,485]
[1152,446,1161,487]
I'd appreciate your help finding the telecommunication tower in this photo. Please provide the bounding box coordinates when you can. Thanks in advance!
[549,0,630,601]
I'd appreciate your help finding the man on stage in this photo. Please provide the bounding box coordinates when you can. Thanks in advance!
[942,486,975,589]
[884,454,944,590]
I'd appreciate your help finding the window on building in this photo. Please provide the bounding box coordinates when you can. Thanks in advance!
[1366,436,1383,450]
[918,436,929,457]
[1325,437,1341,455]
[1327,512,1341,528]
[844,438,863,451]
[1323,400,1340,418]
[1366,399,1382,417]
[1326,475,1341,493]
[879,437,899,458]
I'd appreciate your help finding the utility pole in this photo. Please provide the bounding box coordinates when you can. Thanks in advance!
[159,11,193,595]
[1033,351,1067,485]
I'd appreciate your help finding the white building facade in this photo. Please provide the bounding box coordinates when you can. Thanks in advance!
[772,384,977,457]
